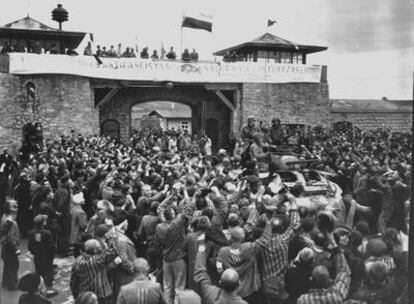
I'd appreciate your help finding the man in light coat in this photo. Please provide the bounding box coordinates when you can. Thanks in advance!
[117,258,166,304]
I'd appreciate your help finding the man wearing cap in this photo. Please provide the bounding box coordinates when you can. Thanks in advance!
[268,118,286,146]
[259,192,301,304]
[195,234,247,304]
[240,116,260,144]
[28,214,57,296]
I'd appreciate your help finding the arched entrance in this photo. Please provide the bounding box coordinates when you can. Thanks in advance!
[333,121,353,132]
[101,119,120,140]
[96,85,238,149]
[131,101,192,135]
[21,122,43,158]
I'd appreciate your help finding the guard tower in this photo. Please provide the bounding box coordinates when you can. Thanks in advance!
[0,15,85,54]
[214,32,327,64]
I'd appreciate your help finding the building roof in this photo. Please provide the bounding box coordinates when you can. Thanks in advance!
[147,109,191,119]
[214,32,327,56]
[331,98,413,113]
[4,16,57,31]
[0,16,86,49]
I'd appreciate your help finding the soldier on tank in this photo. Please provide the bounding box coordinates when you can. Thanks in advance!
[240,116,260,144]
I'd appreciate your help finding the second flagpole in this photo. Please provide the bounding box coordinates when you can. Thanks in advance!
[180,11,184,56]
[180,26,183,56]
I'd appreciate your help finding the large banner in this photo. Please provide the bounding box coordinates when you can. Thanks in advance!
[8,53,322,83]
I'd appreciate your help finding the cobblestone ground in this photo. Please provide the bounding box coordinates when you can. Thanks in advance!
[0,239,74,304]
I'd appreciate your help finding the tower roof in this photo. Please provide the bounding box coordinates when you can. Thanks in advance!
[4,16,57,31]
[214,32,327,56]
[0,16,86,50]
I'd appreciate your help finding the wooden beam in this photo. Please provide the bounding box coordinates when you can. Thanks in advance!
[205,83,240,91]
[95,88,120,107]
[215,90,236,112]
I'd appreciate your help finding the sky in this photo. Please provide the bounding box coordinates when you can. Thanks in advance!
[0,0,413,99]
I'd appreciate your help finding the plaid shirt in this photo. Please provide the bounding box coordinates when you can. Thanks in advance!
[260,209,300,280]
[297,250,351,304]
[155,201,193,262]
[70,247,117,299]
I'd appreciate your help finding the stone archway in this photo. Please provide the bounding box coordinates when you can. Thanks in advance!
[333,121,353,132]
[101,119,120,140]
[97,85,235,148]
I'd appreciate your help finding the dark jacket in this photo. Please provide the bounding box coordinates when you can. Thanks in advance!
[28,227,55,261]
[285,260,313,302]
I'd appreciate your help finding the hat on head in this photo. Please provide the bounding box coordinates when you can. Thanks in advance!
[18,272,41,293]
[33,214,47,226]
[247,116,255,121]
[296,247,315,264]
[334,225,352,237]
[245,175,260,184]
[366,238,387,257]
[366,261,388,283]
[60,174,70,183]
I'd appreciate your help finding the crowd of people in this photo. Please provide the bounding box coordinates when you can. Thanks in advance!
[0,116,411,304]
[0,41,201,63]
[0,42,63,55]
[84,42,200,62]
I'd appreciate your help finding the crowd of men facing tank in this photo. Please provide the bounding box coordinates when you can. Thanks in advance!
[0,115,411,304]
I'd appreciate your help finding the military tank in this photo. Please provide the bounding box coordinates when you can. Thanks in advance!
[259,145,342,211]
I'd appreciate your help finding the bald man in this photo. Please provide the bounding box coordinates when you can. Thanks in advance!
[194,235,247,304]
[116,258,166,304]
[216,219,271,300]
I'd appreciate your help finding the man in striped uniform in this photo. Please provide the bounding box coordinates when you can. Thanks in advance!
[70,239,122,304]
[259,192,301,303]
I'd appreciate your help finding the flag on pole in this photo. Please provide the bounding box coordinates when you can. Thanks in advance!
[267,19,277,27]
[160,41,166,59]
[182,12,213,32]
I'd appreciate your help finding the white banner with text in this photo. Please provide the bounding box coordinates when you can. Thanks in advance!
[8,54,322,83]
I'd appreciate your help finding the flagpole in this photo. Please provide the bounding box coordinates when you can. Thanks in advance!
[181,11,184,56]
[180,25,183,56]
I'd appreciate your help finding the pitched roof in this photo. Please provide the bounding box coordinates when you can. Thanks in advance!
[3,16,57,31]
[0,16,86,50]
[214,32,327,56]
[331,99,413,113]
